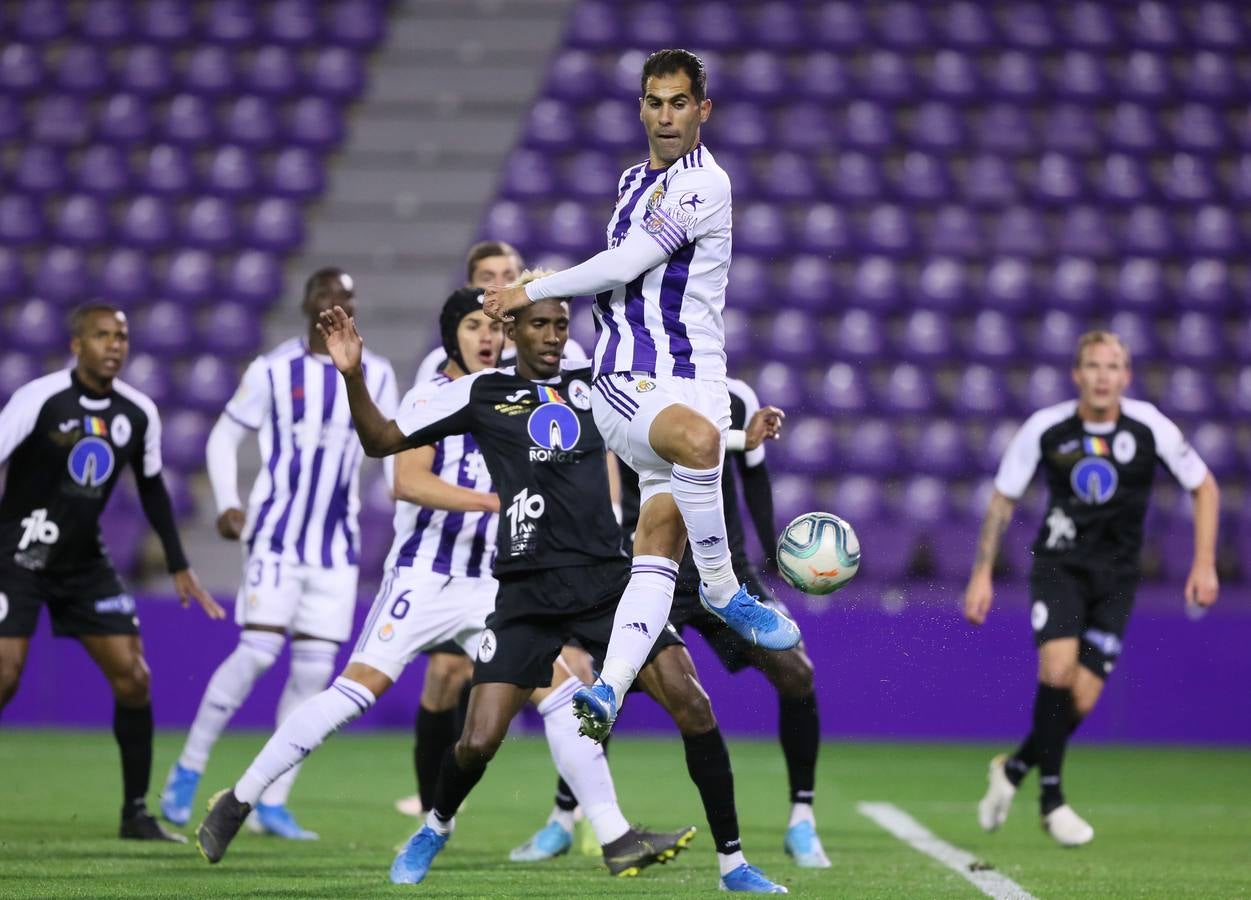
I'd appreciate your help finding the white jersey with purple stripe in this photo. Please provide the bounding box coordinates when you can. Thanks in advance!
[383,373,497,578]
[226,338,398,568]
[593,144,731,380]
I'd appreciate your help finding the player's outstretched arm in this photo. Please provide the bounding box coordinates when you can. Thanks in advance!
[316,306,408,457]
[964,490,1016,625]
[394,445,499,513]
[1185,473,1220,609]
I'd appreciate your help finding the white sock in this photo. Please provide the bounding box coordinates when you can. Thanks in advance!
[671,463,738,606]
[598,556,679,704]
[234,676,375,805]
[178,630,284,772]
[718,849,747,876]
[259,639,338,807]
[539,677,629,845]
[425,809,454,836]
[789,802,816,829]
[548,805,575,833]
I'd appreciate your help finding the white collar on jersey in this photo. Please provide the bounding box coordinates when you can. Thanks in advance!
[1082,419,1116,435]
[78,395,111,410]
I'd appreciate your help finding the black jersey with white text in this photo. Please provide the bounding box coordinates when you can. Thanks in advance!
[994,398,1208,567]
[394,363,624,576]
[0,370,163,573]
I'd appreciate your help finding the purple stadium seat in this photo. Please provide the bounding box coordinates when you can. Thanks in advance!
[1120,51,1173,105]
[307,46,367,101]
[962,154,1019,208]
[73,145,128,197]
[899,471,955,527]
[563,151,620,203]
[1055,207,1114,260]
[842,101,894,151]
[202,145,259,197]
[1049,256,1102,312]
[480,201,534,250]
[1162,368,1217,418]
[725,257,771,314]
[879,363,937,415]
[324,0,385,48]
[954,364,1011,417]
[0,43,44,95]
[161,410,213,473]
[774,103,836,152]
[98,249,152,302]
[53,194,110,247]
[116,44,174,98]
[894,152,950,204]
[227,250,282,303]
[1098,154,1152,206]
[735,51,788,101]
[622,2,671,48]
[848,257,904,310]
[98,94,152,145]
[566,1,616,49]
[0,195,45,246]
[1229,367,1251,416]
[1184,52,1239,105]
[861,204,915,255]
[204,0,258,45]
[722,308,750,360]
[0,353,42,400]
[1106,103,1162,154]
[1188,205,1242,256]
[499,149,555,201]
[13,145,68,195]
[860,51,914,104]
[0,94,19,143]
[774,416,836,476]
[999,2,1057,49]
[288,97,343,149]
[0,248,25,300]
[736,204,789,257]
[929,50,981,103]
[1161,154,1219,204]
[9,298,66,352]
[179,354,237,414]
[1172,104,1230,156]
[711,149,754,197]
[763,152,818,202]
[1034,310,1082,363]
[981,257,1034,315]
[197,301,263,357]
[781,255,836,312]
[162,249,218,302]
[713,103,767,151]
[119,196,175,249]
[1021,365,1069,410]
[1191,424,1237,478]
[1121,205,1177,257]
[1106,311,1158,358]
[809,2,867,49]
[896,309,955,361]
[814,362,869,416]
[927,205,984,258]
[182,197,238,250]
[990,51,1044,102]
[132,300,194,357]
[1033,153,1085,206]
[55,44,110,95]
[876,1,932,48]
[32,95,91,147]
[913,257,968,311]
[840,419,901,476]
[833,309,885,363]
[1128,1,1184,50]
[582,99,636,151]
[796,203,851,256]
[15,0,69,39]
[910,102,965,153]
[830,476,885,528]
[223,97,279,148]
[964,309,1018,362]
[1113,258,1168,313]
[268,147,324,199]
[941,1,997,48]
[754,361,807,411]
[975,104,1034,155]
[1066,2,1120,48]
[137,143,195,196]
[991,207,1049,258]
[137,0,194,44]
[161,94,217,145]
[1192,2,1246,49]
[32,246,90,305]
[265,0,319,45]
[1038,104,1099,156]
[524,99,577,151]
[78,0,131,40]
[1051,50,1107,102]
[183,45,236,97]
[1177,259,1232,312]
[545,201,599,256]
[688,3,746,50]
[248,45,300,97]
[1169,312,1225,365]
[1228,154,1251,201]
[828,152,885,204]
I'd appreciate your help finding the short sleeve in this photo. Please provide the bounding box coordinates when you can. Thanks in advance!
[1147,408,1209,491]
[140,404,163,478]
[223,357,271,430]
[643,164,731,254]
[394,374,478,446]
[993,416,1045,500]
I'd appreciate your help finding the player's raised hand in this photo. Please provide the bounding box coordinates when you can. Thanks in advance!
[317,305,364,375]
[745,405,786,450]
[173,568,226,620]
[482,284,531,323]
[963,572,993,625]
[216,508,245,541]
[1184,561,1219,609]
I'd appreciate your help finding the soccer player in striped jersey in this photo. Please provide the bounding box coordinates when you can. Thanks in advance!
[162,270,397,838]
[484,49,797,742]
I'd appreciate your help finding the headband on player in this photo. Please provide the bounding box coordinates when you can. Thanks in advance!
[439,287,491,373]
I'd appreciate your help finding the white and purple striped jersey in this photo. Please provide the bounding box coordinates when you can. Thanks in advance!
[225,338,398,568]
[594,145,732,380]
[384,373,497,578]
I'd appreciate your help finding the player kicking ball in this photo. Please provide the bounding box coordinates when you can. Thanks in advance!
[483,49,798,743]
[964,331,1220,846]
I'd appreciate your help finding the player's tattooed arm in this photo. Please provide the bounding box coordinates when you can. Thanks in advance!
[963,490,1016,625]
[1185,473,1221,609]
[317,305,409,457]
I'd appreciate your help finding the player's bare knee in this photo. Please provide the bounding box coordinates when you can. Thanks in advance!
[455,728,504,770]
[664,682,716,734]
[1039,659,1077,688]
[680,417,722,469]
[770,651,814,697]
[111,661,151,705]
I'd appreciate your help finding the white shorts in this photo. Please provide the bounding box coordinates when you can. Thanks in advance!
[349,567,498,682]
[235,550,358,643]
[592,372,732,507]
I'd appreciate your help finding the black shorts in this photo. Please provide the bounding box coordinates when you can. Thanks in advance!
[0,559,139,639]
[473,560,684,689]
[1029,559,1138,678]
[671,567,783,673]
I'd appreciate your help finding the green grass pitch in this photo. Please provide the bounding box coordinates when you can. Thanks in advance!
[0,730,1248,898]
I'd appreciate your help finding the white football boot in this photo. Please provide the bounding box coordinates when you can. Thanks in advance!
[1043,804,1094,847]
[977,753,1017,832]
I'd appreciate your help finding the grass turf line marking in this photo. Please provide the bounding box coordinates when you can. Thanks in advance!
[857,802,1036,900]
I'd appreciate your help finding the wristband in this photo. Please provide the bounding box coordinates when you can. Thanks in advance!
[726,429,746,452]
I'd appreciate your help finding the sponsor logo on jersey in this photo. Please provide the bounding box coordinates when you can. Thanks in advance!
[1083,627,1123,658]
[58,418,79,433]
[83,416,108,436]
[535,385,565,404]
[477,628,496,663]
[1112,431,1136,464]
[568,379,592,411]
[622,621,651,637]
[0,592,8,623]
[646,184,665,210]
[506,389,530,403]
[527,402,583,463]
[377,622,395,642]
[1044,507,1077,549]
[634,379,655,393]
[1082,435,1110,457]
[111,413,132,448]
[17,508,59,551]
[67,437,115,488]
[93,594,136,615]
[1070,456,1118,505]
[1030,601,1048,631]
[505,487,544,555]
[494,389,534,417]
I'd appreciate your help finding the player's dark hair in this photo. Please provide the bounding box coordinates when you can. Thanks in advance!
[303,267,354,304]
[465,241,522,284]
[68,302,124,337]
[641,48,707,102]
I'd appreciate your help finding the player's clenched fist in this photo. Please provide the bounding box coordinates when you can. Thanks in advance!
[482,284,530,323]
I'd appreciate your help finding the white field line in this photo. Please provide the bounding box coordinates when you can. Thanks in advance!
[857,802,1037,900]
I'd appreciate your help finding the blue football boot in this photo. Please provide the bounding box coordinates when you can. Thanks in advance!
[247,803,319,840]
[700,584,801,650]
[572,678,618,743]
[784,820,831,868]
[390,825,450,884]
[720,862,789,893]
[160,763,201,826]
[509,820,572,862]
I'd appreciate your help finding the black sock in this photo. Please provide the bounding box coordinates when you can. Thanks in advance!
[778,692,819,805]
[1007,704,1086,788]
[113,701,153,819]
[415,707,456,811]
[682,727,741,856]
[1033,684,1075,815]
[554,776,578,812]
[431,746,487,823]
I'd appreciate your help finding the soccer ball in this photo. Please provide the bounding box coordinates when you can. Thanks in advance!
[776,512,860,595]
